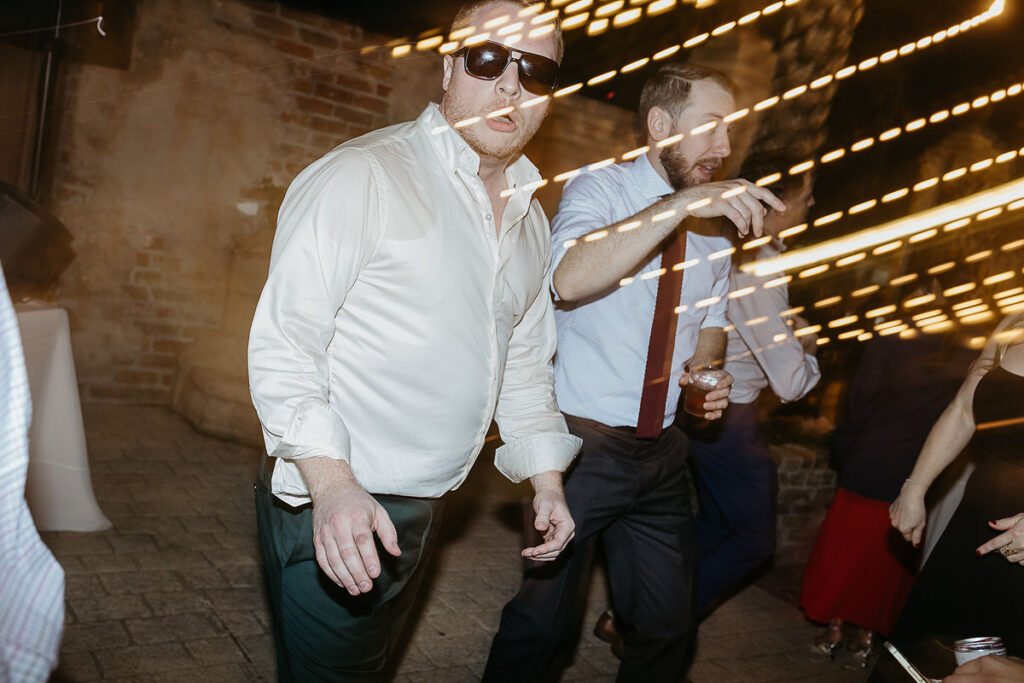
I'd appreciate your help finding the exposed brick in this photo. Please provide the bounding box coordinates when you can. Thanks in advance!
[123,284,150,301]
[361,62,393,81]
[71,594,152,622]
[335,72,374,93]
[251,12,295,38]
[307,115,355,138]
[352,93,388,115]
[143,591,214,616]
[291,77,314,94]
[114,369,160,385]
[43,534,115,556]
[62,620,131,652]
[312,82,351,104]
[294,94,334,117]
[88,384,162,401]
[131,268,162,284]
[52,651,101,681]
[332,104,374,128]
[184,636,248,664]
[151,287,191,303]
[279,4,327,26]
[274,38,314,59]
[93,642,195,677]
[298,28,339,50]
[124,612,225,645]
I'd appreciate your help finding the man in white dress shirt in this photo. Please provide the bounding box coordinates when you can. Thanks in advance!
[485,63,785,682]
[247,2,581,679]
[689,154,821,617]
[0,264,64,682]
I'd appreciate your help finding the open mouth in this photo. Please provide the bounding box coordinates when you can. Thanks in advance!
[695,161,721,178]
[486,106,517,131]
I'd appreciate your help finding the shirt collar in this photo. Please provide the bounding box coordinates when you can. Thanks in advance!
[627,152,674,201]
[416,103,542,191]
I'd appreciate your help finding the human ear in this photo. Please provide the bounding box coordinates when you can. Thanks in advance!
[647,106,673,142]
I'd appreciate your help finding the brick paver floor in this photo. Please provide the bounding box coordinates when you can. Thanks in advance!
[42,406,871,682]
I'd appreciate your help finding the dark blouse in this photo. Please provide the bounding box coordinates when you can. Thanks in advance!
[833,333,977,502]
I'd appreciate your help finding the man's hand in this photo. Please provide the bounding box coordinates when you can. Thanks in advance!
[679,369,733,420]
[977,513,1024,565]
[302,466,401,595]
[944,654,1024,682]
[791,315,819,355]
[889,479,928,547]
[523,472,575,561]
[675,179,786,238]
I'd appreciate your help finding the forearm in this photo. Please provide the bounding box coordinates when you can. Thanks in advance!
[295,456,362,500]
[553,195,689,301]
[906,399,975,491]
[530,470,563,494]
[690,327,726,370]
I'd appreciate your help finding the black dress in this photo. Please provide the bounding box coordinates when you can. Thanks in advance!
[891,365,1024,655]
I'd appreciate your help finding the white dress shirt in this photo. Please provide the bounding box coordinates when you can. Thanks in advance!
[0,266,64,682]
[249,104,580,505]
[724,240,821,404]
[550,154,732,428]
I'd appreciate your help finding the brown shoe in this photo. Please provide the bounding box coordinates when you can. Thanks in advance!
[594,610,624,659]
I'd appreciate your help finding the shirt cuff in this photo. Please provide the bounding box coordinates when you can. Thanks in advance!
[268,399,351,463]
[494,432,582,483]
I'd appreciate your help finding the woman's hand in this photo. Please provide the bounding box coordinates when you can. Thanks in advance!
[976,513,1024,565]
[889,480,928,547]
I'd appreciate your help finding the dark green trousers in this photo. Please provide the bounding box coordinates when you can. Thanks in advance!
[254,473,444,682]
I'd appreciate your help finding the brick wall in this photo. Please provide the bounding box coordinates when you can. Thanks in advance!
[48,0,428,411]
[773,443,837,569]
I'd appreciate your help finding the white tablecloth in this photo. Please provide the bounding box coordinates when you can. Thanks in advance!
[16,304,111,532]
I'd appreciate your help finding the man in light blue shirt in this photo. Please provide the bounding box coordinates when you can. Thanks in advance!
[486,63,784,682]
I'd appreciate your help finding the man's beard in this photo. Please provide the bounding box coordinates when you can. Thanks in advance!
[441,93,541,162]
[660,145,720,190]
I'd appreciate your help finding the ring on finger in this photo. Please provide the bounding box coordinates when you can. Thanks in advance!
[1000,544,1019,557]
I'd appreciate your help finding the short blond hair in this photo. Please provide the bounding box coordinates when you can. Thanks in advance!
[450,0,565,62]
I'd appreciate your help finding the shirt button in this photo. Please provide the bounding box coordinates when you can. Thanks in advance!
[485,214,493,222]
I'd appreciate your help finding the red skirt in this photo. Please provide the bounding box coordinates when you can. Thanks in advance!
[799,487,919,635]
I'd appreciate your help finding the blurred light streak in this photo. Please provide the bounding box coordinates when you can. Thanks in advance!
[890,273,918,286]
[994,287,1024,299]
[944,283,977,297]
[815,296,843,308]
[867,305,897,317]
[952,299,984,310]
[905,293,937,308]
[741,178,1024,277]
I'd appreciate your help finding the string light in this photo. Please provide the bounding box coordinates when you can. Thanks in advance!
[498,54,1021,211]
[448,0,1004,152]
[743,174,1024,278]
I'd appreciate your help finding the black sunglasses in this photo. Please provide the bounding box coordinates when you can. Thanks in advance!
[453,41,560,96]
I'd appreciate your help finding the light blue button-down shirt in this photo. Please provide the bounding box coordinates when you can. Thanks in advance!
[550,153,732,428]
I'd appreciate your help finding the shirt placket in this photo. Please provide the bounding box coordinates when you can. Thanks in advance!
[455,161,504,476]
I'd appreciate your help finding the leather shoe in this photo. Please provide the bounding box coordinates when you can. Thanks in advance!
[593,610,624,659]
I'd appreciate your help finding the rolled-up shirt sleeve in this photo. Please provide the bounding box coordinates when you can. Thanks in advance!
[248,149,382,464]
[548,173,616,301]
[700,250,731,329]
[494,242,582,483]
[728,269,821,403]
